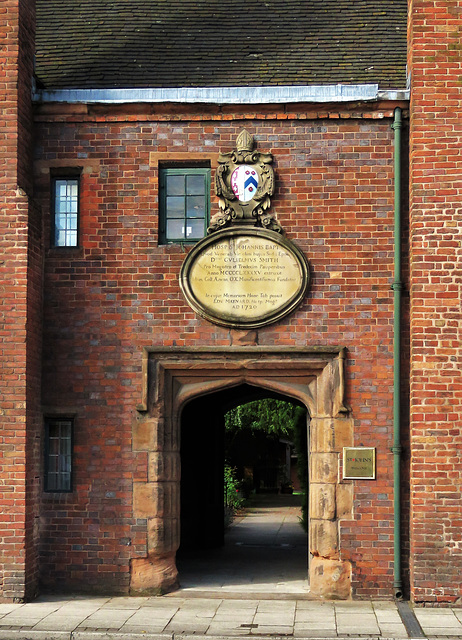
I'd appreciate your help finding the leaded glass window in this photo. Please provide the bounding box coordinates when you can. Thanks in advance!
[52,177,79,247]
[159,167,210,243]
[44,418,73,492]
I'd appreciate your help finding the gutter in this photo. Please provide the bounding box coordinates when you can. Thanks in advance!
[391,107,404,600]
[33,84,409,104]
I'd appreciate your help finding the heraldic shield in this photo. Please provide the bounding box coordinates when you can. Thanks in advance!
[209,129,282,234]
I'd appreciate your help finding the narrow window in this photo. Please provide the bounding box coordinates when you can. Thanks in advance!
[51,176,80,247]
[159,167,210,243]
[44,418,73,492]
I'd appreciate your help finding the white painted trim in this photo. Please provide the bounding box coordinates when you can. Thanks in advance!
[34,84,409,104]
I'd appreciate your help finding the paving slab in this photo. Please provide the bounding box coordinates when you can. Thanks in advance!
[335,602,375,610]
[73,634,167,640]
[102,598,151,609]
[0,616,45,626]
[377,623,409,638]
[165,623,211,633]
[252,623,294,634]
[414,609,462,635]
[0,604,23,615]
[213,614,255,623]
[254,616,295,627]
[423,632,462,638]
[294,630,338,638]
[120,624,170,633]
[416,611,462,621]
[214,611,255,617]
[296,611,336,622]
[0,632,71,640]
[34,618,88,631]
[337,623,381,635]
[206,630,253,637]
[295,618,337,628]
[216,601,257,609]
[374,610,404,624]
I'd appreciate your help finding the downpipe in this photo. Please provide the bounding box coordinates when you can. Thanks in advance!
[391,107,403,600]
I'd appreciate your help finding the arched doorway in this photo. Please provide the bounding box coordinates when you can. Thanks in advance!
[131,347,353,599]
[178,384,309,594]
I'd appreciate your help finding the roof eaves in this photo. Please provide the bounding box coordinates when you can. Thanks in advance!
[33,84,409,104]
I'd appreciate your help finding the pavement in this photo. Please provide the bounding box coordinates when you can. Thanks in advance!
[1,495,460,640]
[176,493,309,596]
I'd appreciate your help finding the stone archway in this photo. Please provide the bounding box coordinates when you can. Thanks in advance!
[179,383,306,556]
[130,347,353,599]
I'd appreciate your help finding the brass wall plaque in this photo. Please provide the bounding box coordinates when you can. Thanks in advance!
[343,448,376,480]
[180,227,309,329]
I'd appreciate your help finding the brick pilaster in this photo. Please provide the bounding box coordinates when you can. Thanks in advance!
[0,0,41,601]
[408,0,462,603]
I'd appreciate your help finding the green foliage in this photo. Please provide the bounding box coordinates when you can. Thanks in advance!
[225,398,309,532]
[224,398,299,438]
[224,464,244,510]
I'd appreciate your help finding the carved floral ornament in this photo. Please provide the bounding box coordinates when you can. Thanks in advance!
[209,129,282,234]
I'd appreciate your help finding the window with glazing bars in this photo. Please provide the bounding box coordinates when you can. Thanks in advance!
[52,176,79,247]
[159,167,210,243]
[44,418,73,492]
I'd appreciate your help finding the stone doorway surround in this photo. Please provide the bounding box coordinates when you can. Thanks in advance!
[131,347,354,599]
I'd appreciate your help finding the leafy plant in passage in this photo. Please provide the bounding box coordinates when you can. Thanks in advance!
[224,398,308,531]
[224,463,244,528]
[224,463,244,510]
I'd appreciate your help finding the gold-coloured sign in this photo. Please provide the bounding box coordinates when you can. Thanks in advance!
[180,227,309,329]
[343,448,376,480]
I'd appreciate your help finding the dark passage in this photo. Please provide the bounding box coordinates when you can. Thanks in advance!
[177,492,308,596]
[178,385,309,596]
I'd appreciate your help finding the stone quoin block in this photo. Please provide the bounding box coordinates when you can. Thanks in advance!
[336,483,354,520]
[309,556,352,600]
[147,517,180,554]
[310,453,339,485]
[148,451,181,482]
[310,484,336,520]
[310,418,336,452]
[133,482,180,519]
[310,519,339,558]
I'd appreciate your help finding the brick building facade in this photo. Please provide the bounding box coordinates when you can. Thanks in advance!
[0,0,460,603]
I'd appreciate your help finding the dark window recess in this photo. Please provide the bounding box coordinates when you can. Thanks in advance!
[44,418,73,492]
[159,167,210,243]
[51,176,79,247]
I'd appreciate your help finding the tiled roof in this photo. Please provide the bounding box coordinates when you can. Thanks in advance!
[35,0,407,91]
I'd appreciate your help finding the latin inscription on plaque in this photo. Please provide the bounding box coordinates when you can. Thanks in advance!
[343,448,376,480]
[180,228,309,328]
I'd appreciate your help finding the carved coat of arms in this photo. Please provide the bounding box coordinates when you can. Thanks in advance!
[208,129,282,234]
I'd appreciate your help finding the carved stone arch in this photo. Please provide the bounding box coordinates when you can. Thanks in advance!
[177,376,314,420]
[131,347,353,599]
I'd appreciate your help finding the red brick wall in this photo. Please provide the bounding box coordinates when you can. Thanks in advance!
[0,0,41,601]
[34,102,407,597]
[408,0,462,604]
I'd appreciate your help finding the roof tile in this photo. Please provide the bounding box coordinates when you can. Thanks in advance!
[35,0,407,91]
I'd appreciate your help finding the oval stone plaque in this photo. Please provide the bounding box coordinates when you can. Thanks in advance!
[180,228,309,328]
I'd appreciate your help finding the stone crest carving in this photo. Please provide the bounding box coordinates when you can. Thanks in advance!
[208,129,282,234]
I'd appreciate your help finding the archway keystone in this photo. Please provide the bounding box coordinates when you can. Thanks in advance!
[131,347,353,598]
